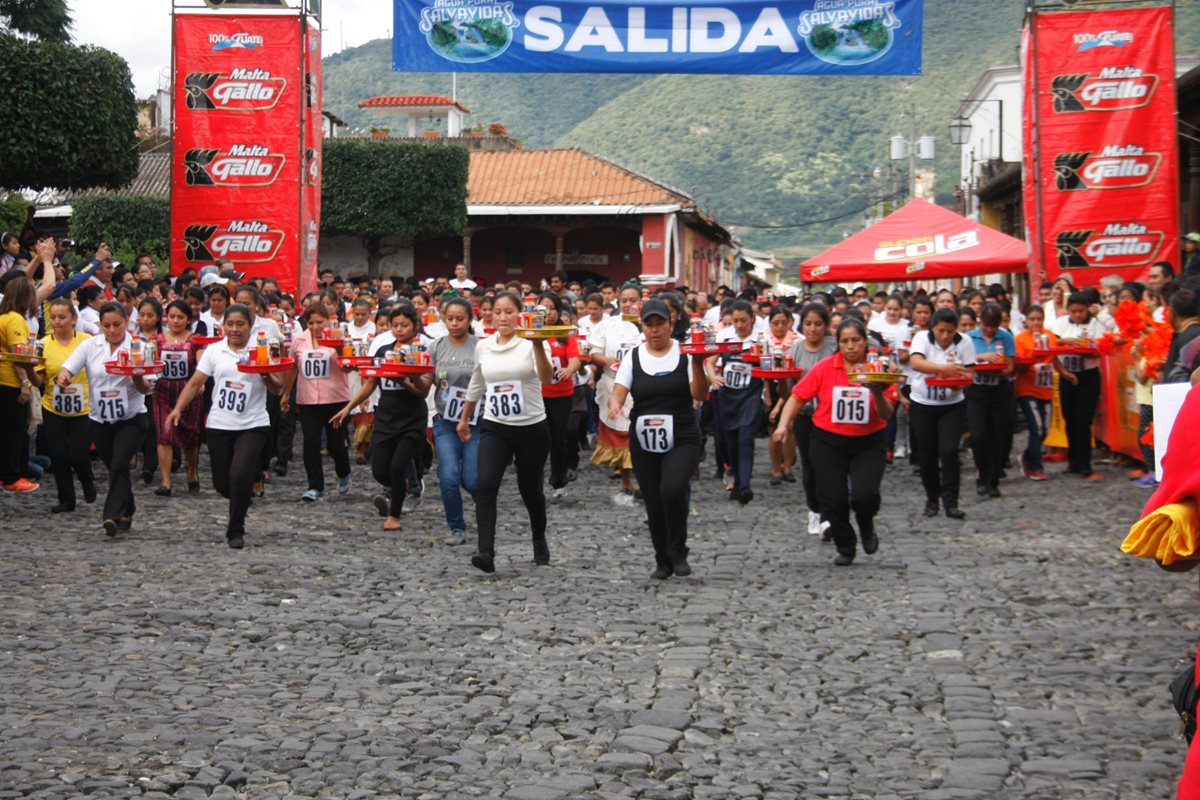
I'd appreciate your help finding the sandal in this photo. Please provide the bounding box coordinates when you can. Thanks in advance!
[383,518,402,531]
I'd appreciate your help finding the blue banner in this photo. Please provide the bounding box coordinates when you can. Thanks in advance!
[392,0,922,75]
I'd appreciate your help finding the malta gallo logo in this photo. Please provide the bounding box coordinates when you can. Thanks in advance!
[184,69,286,112]
[184,146,286,188]
[1053,145,1161,191]
[1054,223,1165,270]
[183,221,285,263]
[1051,67,1158,113]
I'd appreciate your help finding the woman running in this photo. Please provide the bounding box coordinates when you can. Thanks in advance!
[1051,291,1106,480]
[763,305,799,486]
[152,300,203,496]
[589,283,643,506]
[869,293,910,462]
[1014,305,1058,482]
[608,299,709,579]
[774,317,898,566]
[36,298,96,510]
[908,308,977,519]
[965,302,1016,499]
[458,291,554,574]
[135,298,163,486]
[332,304,430,532]
[164,304,283,548]
[57,301,152,535]
[427,296,480,546]
[706,299,762,504]
[284,303,354,502]
[0,276,42,493]
[537,292,581,500]
[786,302,837,536]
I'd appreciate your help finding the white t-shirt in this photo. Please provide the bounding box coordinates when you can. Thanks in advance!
[77,306,100,335]
[60,332,148,423]
[348,320,376,341]
[196,339,272,430]
[1051,315,1106,372]
[869,317,909,353]
[588,317,642,431]
[449,277,477,290]
[250,315,283,342]
[615,341,684,389]
[198,310,224,333]
[908,330,977,407]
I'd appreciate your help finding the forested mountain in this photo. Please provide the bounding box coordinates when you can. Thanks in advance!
[323,0,1200,261]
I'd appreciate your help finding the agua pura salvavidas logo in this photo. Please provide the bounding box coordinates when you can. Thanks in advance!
[209,32,264,51]
[1054,222,1164,270]
[798,0,902,67]
[419,0,519,64]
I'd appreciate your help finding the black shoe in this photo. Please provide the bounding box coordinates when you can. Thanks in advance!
[228,534,245,549]
[373,494,390,517]
[51,502,75,514]
[672,559,692,577]
[188,481,200,496]
[728,488,740,501]
[103,519,118,537]
[471,553,495,573]
[650,564,673,580]
[781,473,796,483]
[83,483,97,504]
[820,527,833,542]
[833,552,855,566]
[860,522,879,555]
[632,488,643,501]
[713,465,725,480]
[154,486,172,497]
[117,517,132,531]
[945,506,966,520]
[976,485,990,499]
[356,455,369,466]
[272,460,288,477]
[738,488,753,505]
[609,468,622,480]
[567,469,578,482]
[923,501,939,517]
[141,470,153,485]
[533,539,550,565]
[769,475,782,486]
[987,486,1002,499]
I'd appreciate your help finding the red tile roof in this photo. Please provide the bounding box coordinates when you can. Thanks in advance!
[358,95,470,113]
[467,148,693,208]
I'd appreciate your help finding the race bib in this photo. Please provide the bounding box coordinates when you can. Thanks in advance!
[831,385,870,425]
[634,415,674,453]
[215,379,249,415]
[613,339,640,370]
[486,381,525,420]
[95,389,127,422]
[551,355,563,372]
[443,385,483,425]
[53,383,84,415]
[1034,363,1054,389]
[1061,355,1084,373]
[302,351,331,381]
[162,351,189,380]
[723,361,752,390]
[974,372,1001,387]
[924,383,959,403]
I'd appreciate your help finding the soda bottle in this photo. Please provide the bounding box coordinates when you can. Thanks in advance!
[256,330,269,366]
[130,338,143,367]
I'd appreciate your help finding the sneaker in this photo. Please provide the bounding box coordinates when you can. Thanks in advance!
[338,474,352,495]
[373,493,390,517]
[301,489,324,502]
[1082,472,1106,482]
[612,490,636,508]
[1128,468,1147,479]
[566,468,578,483]
[551,487,569,503]
[444,528,468,546]
[885,450,894,464]
[723,470,735,492]
[1019,452,1033,479]
[272,459,288,477]
[894,444,908,460]
[807,511,822,535]
[402,478,425,513]
[1029,471,1049,482]
[2,478,38,493]
[1133,474,1159,488]
[819,520,832,541]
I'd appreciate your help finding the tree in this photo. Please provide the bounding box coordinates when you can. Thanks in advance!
[0,0,72,43]
[69,195,170,269]
[0,190,30,238]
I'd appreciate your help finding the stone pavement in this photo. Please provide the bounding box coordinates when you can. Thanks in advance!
[0,434,1194,799]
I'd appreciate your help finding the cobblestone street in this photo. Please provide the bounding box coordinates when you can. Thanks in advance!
[0,438,1193,799]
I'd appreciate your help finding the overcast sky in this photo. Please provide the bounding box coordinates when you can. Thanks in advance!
[69,0,392,97]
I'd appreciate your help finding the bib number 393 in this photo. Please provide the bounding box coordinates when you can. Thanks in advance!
[831,386,869,425]
[216,380,249,414]
[486,381,525,420]
[53,384,84,415]
[635,415,675,453]
[723,361,752,390]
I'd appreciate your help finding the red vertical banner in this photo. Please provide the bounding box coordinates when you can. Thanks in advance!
[299,18,321,297]
[1023,5,1178,288]
[171,12,307,294]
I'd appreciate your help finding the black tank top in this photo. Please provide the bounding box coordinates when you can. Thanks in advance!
[629,345,698,450]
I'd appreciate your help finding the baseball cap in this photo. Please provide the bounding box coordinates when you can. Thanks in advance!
[640,299,671,322]
[1186,233,1200,243]
[219,268,244,280]
[199,272,228,288]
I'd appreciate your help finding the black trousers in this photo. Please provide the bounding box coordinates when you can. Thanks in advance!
[299,403,351,492]
[1061,368,1100,474]
[476,419,550,556]
[0,385,28,485]
[793,413,819,515]
[568,384,588,470]
[208,426,269,539]
[93,415,146,523]
[545,394,572,488]
[42,412,95,507]
[966,381,1013,491]
[372,429,422,517]
[1138,403,1154,472]
[910,401,966,508]
[142,402,158,478]
[276,381,298,465]
[631,438,700,569]
[809,427,886,557]
[260,393,281,474]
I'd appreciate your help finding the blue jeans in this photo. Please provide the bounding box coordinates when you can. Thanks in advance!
[1018,396,1049,472]
[433,417,479,532]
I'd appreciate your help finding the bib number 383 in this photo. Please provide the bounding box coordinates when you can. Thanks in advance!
[486,381,525,420]
[635,415,674,453]
[831,386,869,425]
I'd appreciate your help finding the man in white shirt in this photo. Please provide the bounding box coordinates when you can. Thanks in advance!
[448,263,477,291]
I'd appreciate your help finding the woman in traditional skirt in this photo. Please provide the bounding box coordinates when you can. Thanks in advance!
[153,299,203,496]
[587,283,643,507]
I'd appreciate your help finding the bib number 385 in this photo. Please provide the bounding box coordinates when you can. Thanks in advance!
[635,415,674,453]
[831,386,869,425]
[53,384,84,415]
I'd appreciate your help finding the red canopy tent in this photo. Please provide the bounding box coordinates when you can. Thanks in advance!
[800,199,1030,283]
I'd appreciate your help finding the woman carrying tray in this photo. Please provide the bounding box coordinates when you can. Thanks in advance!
[0,275,42,493]
[908,308,977,519]
[965,302,1016,500]
[535,292,581,500]
[773,317,898,566]
[785,302,837,537]
[36,298,96,510]
[57,301,152,536]
[763,305,799,487]
[152,300,203,497]
[164,304,284,549]
[427,296,480,546]
[705,299,762,505]
[1013,305,1059,482]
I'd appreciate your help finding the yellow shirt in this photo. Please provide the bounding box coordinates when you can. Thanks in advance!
[38,331,91,417]
[0,311,30,388]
